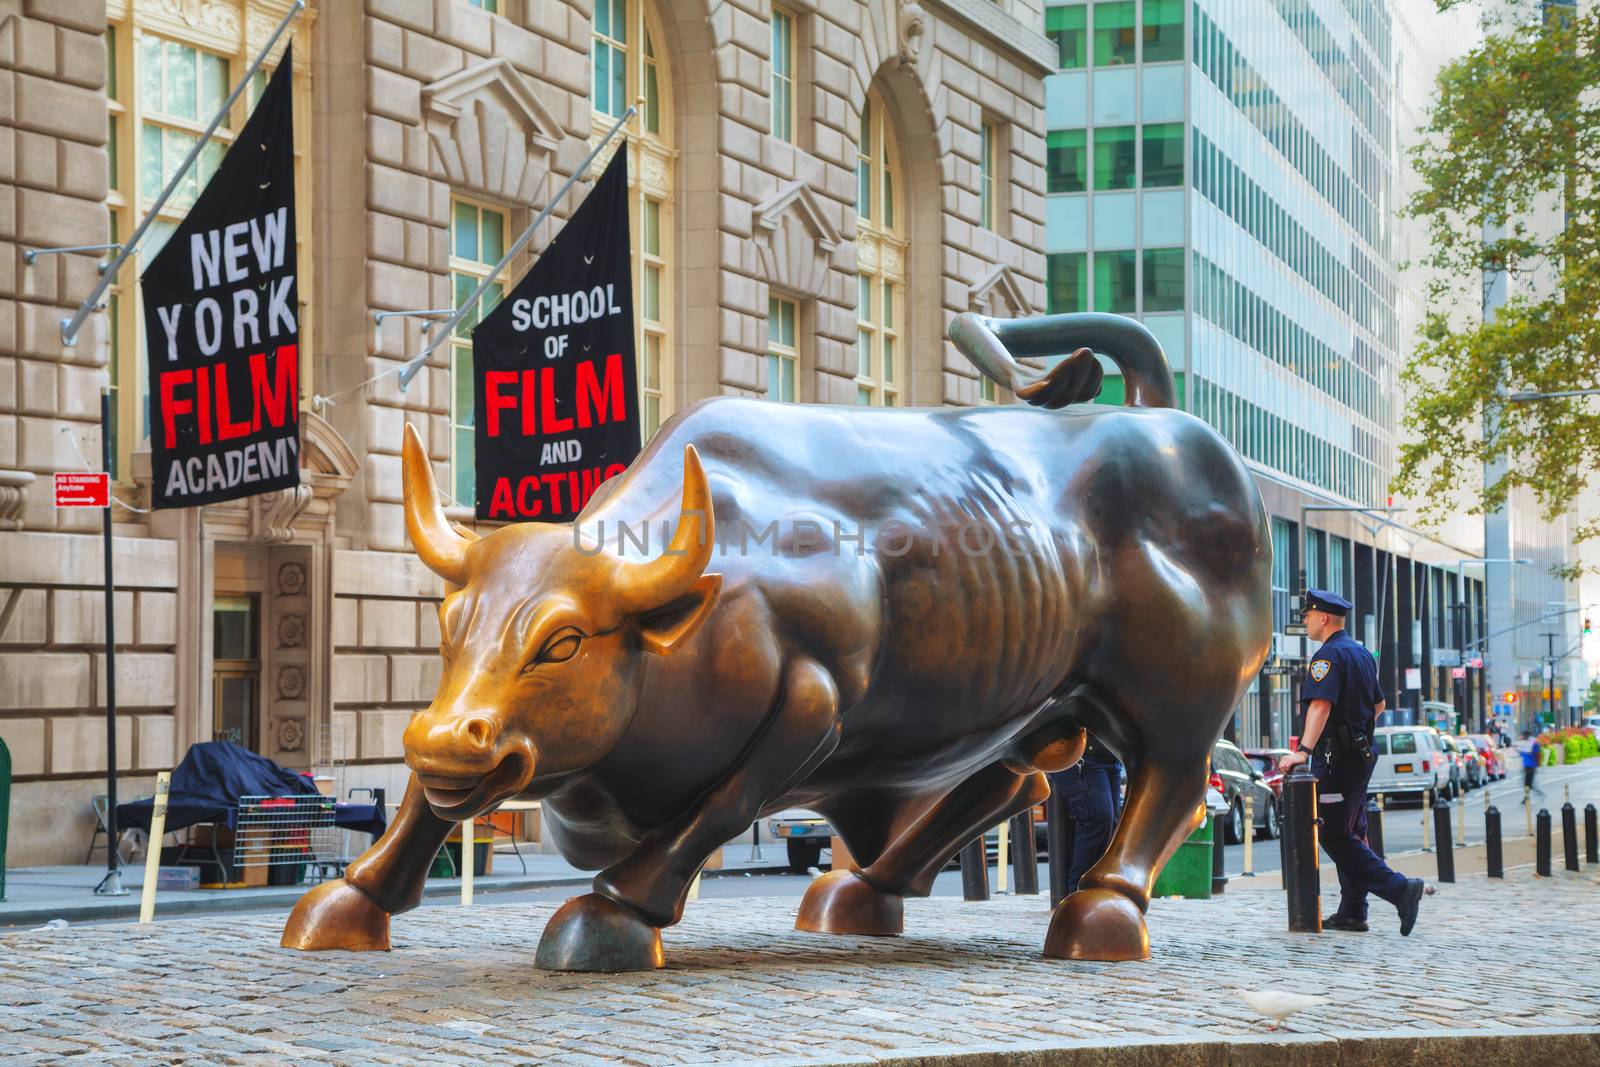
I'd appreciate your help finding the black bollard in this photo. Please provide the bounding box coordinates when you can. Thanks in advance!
[1433,798,1455,883]
[1278,806,1290,892]
[1586,804,1598,865]
[1562,801,1579,872]
[1280,764,1321,932]
[960,836,990,901]
[1010,810,1039,895]
[1536,809,1552,877]
[1485,804,1503,878]
[1366,796,1384,859]
[1046,790,1072,907]
[1212,809,1228,895]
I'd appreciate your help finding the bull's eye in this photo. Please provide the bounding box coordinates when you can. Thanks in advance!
[534,630,582,667]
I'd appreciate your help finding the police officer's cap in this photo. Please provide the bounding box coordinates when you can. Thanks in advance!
[1304,588,1352,617]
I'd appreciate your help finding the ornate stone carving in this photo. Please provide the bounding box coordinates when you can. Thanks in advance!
[277,561,306,597]
[276,716,306,752]
[277,613,306,648]
[277,665,306,701]
[250,484,313,544]
[154,0,241,35]
[423,60,562,204]
[751,182,843,299]
[967,264,1033,319]
[0,470,36,531]
[898,1,928,65]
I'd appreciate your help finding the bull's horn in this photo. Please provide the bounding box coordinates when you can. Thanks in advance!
[402,422,469,584]
[614,445,714,613]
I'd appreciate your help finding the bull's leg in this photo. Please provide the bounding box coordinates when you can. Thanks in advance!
[535,657,842,972]
[281,774,454,951]
[1043,754,1208,961]
[797,762,1050,936]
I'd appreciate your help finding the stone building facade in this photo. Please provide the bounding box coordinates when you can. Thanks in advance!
[0,0,1051,864]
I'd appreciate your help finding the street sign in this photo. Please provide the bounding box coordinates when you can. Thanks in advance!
[1405,667,1422,690]
[1451,667,1467,679]
[1284,623,1307,636]
[53,472,109,508]
[1469,657,1483,669]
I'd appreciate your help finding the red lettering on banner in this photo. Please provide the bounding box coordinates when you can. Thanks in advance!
[195,364,213,445]
[540,367,575,434]
[485,371,518,437]
[249,344,298,433]
[213,363,251,441]
[576,354,626,428]
[160,369,194,448]
[485,463,629,519]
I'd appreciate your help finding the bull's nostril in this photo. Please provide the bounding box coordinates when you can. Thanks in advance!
[463,716,495,751]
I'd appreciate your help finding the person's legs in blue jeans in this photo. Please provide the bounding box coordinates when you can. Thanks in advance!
[1061,764,1115,895]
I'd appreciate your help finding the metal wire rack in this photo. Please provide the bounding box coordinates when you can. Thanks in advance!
[234,795,339,880]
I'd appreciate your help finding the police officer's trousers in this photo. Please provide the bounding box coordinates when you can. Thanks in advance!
[1051,759,1123,895]
[1316,756,1408,920]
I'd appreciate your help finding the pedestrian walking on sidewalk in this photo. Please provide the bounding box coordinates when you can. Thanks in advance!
[1048,733,1123,895]
[1278,590,1424,936]
[1517,733,1544,799]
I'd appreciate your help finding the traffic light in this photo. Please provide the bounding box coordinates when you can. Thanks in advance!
[1585,615,1592,636]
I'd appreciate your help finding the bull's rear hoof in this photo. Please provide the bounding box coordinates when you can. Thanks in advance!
[280,880,390,952]
[1043,887,1148,961]
[795,869,904,936]
[535,892,665,972]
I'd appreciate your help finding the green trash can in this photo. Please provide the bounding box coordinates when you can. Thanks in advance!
[1151,812,1213,900]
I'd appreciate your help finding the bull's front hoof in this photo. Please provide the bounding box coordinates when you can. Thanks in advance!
[795,869,904,936]
[280,880,390,951]
[535,892,665,972]
[1043,887,1148,961]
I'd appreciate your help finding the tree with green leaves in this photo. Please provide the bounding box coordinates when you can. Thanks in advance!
[1399,1,1599,568]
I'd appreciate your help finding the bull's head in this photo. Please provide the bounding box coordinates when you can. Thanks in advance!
[398,424,720,819]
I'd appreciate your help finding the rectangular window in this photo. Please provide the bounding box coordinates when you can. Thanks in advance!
[1142,247,1184,311]
[1142,122,1183,186]
[856,104,871,219]
[980,121,998,230]
[1093,1,1136,65]
[771,8,795,143]
[450,198,510,507]
[1142,0,1184,62]
[767,296,798,402]
[1047,252,1088,313]
[1092,125,1135,190]
[467,0,499,11]
[1046,128,1086,193]
[1092,250,1136,313]
[593,0,628,119]
[1046,5,1087,69]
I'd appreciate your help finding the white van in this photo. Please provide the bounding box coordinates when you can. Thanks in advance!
[1369,726,1451,803]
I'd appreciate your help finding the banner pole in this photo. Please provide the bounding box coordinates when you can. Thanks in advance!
[398,105,637,389]
[60,0,305,347]
[94,388,128,896]
[138,772,171,922]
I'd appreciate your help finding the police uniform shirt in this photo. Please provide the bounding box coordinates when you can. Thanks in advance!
[1301,629,1384,764]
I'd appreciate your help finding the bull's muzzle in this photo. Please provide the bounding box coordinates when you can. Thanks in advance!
[404,711,535,819]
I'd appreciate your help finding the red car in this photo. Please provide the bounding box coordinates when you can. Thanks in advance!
[1464,734,1506,781]
[1243,748,1291,802]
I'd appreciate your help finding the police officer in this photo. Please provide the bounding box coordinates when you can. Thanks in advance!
[1278,590,1424,935]
[1048,732,1123,895]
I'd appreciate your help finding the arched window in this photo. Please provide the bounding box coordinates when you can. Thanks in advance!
[855,89,905,406]
[593,0,674,439]
[448,198,509,507]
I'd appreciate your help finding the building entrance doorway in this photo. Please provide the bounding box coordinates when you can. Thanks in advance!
[213,594,261,749]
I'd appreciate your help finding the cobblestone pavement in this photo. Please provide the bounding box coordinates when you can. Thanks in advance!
[2,867,1596,1065]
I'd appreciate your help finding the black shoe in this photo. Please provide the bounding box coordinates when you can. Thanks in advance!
[1324,913,1368,932]
[1398,879,1424,937]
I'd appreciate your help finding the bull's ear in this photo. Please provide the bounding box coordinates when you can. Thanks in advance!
[636,573,721,656]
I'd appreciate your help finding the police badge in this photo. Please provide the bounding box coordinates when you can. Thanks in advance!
[1310,659,1331,682]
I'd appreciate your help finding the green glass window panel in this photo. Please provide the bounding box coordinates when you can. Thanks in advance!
[593,43,613,116]
[200,52,229,119]
[164,39,197,118]
[453,273,478,334]
[453,346,475,423]
[644,60,660,133]
[1142,0,1184,62]
[643,198,660,256]
[882,164,894,228]
[106,28,118,101]
[199,138,225,186]
[610,46,626,119]
[1092,125,1136,190]
[781,355,796,402]
[483,281,504,317]
[768,300,781,343]
[453,202,478,261]
[1093,250,1137,313]
[766,354,781,401]
[857,274,871,319]
[1142,123,1183,187]
[482,210,506,263]
[882,281,893,329]
[1047,252,1087,313]
[644,264,661,321]
[1143,247,1184,311]
[1046,5,1087,69]
[167,129,199,208]
[145,218,176,260]
[139,36,161,110]
[454,427,475,506]
[595,0,612,39]
[773,12,791,77]
[108,116,119,190]
[857,330,871,376]
[884,393,896,407]
[1046,129,1086,193]
[884,336,895,382]
[1092,1,1136,65]
[857,385,873,405]
[250,69,265,107]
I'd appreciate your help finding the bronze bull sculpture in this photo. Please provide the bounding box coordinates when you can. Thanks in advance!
[283,311,1271,968]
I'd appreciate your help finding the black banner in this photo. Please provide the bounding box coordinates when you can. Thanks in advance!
[473,147,639,522]
[143,47,299,509]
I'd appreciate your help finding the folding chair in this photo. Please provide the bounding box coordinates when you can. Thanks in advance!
[84,795,131,865]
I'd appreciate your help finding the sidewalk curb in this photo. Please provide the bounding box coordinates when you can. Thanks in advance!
[0,863,782,928]
[736,1026,1600,1066]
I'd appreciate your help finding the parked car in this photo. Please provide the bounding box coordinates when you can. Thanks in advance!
[1243,747,1291,804]
[1370,726,1450,804]
[1210,739,1279,843]
[768,808,832,872]
[1441,734,1482,791]
[1464,734,1506,781]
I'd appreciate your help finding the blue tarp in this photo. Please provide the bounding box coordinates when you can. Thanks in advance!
[116,741,321,834]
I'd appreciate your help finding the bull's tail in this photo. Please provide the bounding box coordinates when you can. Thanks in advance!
[949,311,1176,409]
